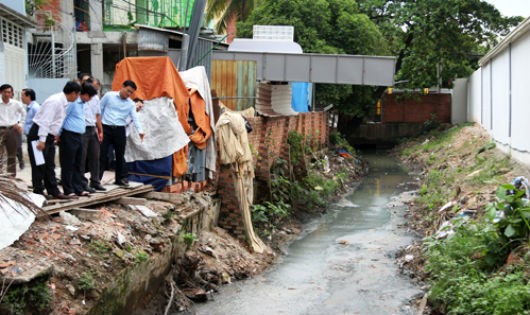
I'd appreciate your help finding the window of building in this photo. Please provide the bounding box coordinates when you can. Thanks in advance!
[1,18,24,48]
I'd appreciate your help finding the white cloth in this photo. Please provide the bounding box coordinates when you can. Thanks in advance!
[32,92,69,142]
[179,66,217,177]
[125,97,189,161]
[0,192,46,250]
[0,98,26,127]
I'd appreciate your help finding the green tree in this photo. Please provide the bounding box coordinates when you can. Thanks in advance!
[206,0,261,34]
[237,0,389,123]
[357,0,523,89]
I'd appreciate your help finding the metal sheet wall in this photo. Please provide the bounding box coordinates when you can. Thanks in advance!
[467,27,530,166]
[189,38,212,78]
[211,60,256,110]
[510,30,530,153]
[491,50,510,144]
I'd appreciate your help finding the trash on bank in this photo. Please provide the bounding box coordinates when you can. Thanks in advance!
[0,178,47,250]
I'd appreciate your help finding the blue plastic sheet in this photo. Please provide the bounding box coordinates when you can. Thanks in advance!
[291,82,311,112]
[127,155,172,191]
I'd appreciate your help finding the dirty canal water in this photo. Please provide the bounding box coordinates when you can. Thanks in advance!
[194,153,422,315]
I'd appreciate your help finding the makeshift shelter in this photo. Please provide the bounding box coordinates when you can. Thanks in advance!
[111,56,215,191]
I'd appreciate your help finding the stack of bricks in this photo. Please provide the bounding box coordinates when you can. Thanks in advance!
[216,112,329,243]
[217,164,246,239]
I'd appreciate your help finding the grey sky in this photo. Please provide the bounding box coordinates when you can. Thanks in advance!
[484,0,530,18]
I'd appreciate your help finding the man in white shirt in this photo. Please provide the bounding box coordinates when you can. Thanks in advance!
[27,81,81,199]
[80,77,105,192]
[0,84,26,176]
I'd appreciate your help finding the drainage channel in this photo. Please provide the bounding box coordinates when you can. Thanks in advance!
[193,153,422,315]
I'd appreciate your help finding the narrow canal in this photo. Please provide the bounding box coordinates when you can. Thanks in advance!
[193,153,422,315]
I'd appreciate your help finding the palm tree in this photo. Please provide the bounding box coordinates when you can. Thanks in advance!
[205,0,260,35]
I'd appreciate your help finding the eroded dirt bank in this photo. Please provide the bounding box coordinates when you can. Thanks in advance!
[0,149,365,315]
[394,123,530,314]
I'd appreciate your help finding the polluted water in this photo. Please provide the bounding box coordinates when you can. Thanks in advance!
[193,154,423,315]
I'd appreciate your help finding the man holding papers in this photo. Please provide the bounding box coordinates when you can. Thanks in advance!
[27,81,81,199]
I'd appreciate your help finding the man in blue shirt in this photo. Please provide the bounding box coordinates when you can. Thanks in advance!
[20,88,40,170]
[22,89,40,136]
[99,80,145,186]
[59,83,97,197]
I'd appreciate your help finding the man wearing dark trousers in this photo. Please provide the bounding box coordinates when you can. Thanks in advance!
[59,83,97,197]
[80,78,105,192]
[21,88,41,171]
[28,81,81,199]
[99,80,145,186]
[0,84,26,176]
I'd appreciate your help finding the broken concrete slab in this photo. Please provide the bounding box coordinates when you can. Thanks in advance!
[0,247,53,284]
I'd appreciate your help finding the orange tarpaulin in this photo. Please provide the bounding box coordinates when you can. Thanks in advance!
[112,56,189,105]
[179,91,212,150]
[111,56,191,176]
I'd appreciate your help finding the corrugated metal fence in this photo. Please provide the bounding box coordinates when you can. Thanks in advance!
[211,60,256,110]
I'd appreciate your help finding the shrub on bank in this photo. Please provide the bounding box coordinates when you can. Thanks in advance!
[398,123,530,315]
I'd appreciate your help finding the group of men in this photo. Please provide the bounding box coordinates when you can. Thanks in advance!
[0,75,145,199]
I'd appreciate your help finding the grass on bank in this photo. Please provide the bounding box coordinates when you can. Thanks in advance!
[399,123,530,315]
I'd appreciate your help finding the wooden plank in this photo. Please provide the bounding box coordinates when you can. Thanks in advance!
[42,185,154,215]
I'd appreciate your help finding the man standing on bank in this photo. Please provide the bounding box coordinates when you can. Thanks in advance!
[80,77,105,192]
[0,84,26,177]
[21,88,40,171]
[59,83,97,197]
[28,81,81,199]
[22,88,40,139]
[99,80,144,186]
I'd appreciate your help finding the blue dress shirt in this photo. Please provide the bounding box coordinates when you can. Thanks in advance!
[24,101,40,135]
[100,91,143,133]
[61,99,86,134]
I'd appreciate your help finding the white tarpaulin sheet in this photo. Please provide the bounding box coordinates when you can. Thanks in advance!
[125,97,189,161]
[0,192,45,250]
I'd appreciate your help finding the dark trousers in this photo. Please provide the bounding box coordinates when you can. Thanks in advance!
[81,126,101,187]
[99,125,127,182]
[59,130,84,195]
[27,123,61,196]
[16,132,23,165]
[0,126,18,175]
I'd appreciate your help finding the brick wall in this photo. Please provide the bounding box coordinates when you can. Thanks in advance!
[217,112,329,242]
[382,93,451,123]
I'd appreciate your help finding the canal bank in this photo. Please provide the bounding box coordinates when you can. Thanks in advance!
[0,122,366,315]
[395,123,530,314]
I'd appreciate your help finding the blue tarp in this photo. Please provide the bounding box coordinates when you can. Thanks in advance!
[127,155,172,191]
[292,82,312,112]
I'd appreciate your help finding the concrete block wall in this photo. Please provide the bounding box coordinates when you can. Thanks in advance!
[217,112,328,242]
[382,93,451,123]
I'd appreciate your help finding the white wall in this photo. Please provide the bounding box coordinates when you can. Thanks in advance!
[490,49,510,144]
[467,22,530,169]
[27,78,69,104]
[510,31,530,154]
